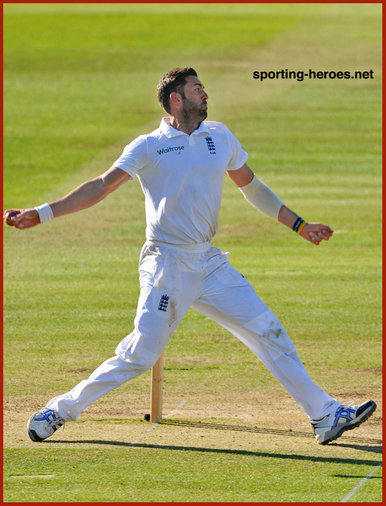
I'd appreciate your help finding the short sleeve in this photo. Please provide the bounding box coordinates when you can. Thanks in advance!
[112,135,148,179]
[225,127,249,171]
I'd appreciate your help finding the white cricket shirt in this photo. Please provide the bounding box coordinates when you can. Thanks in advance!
[113,118,248,245]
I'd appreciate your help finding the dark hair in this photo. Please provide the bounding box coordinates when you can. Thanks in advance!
[157,67,198,113]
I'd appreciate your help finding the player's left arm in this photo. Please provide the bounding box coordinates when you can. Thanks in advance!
[227,164,333,246]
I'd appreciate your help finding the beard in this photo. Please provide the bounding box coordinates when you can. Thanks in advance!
[181,98,207,123]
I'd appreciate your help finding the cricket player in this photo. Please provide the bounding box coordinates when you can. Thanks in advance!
[4,67,376,445]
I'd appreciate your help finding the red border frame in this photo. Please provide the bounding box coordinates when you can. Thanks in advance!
[1,1,383,505]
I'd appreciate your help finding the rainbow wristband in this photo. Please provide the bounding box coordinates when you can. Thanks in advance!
[297,221,307,234]
[292,217,304,232]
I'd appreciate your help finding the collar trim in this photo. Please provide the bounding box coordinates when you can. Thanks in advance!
[160,117,211,138]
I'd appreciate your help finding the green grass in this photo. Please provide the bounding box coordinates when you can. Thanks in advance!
[3,2,382,503]
[3,445,382,502]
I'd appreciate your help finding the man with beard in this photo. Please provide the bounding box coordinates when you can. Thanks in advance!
[5,67,376,444]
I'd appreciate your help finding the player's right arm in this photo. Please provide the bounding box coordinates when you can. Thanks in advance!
[4,166,131,230]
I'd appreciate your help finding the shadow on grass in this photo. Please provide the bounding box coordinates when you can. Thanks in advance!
[158,419,383,454]
[333,474,382,479]
[85,418,382,447]
[329,442,382,454]
[46,439,382,466]
[160,419,382,445]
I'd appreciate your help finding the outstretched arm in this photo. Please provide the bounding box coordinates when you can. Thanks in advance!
[4,166,131,230]
[227,164,333,246]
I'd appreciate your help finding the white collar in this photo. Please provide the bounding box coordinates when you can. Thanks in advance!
[160,117,211,138]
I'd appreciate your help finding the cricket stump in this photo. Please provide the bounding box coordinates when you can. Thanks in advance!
[150,353,164,422]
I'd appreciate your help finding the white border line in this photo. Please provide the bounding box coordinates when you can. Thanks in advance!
[129,399,187,445]
[340,463,382,502]
[163,399,187,420]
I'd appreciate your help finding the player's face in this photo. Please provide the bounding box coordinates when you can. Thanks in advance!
[181,75,208,121]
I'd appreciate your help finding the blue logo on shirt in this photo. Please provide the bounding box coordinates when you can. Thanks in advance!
[205,137,216,154]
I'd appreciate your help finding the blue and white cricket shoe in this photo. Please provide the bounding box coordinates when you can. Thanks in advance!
[27,407,65,442]
[311,400,376,444]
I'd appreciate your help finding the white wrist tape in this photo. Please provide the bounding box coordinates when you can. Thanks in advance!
[239,175,284,220]
[35,203,54,224]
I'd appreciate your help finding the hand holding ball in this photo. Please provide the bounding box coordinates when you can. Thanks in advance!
[4,210,20,226]
[4,208,43,229]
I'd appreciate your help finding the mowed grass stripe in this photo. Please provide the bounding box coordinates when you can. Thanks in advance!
[3,5,303,207]
[3,3,382,503]
[3,443,382,502]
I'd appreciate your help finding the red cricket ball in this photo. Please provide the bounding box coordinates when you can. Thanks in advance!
[4,210,19,225]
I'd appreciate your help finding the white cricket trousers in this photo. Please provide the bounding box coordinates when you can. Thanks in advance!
[49,241,339,422]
